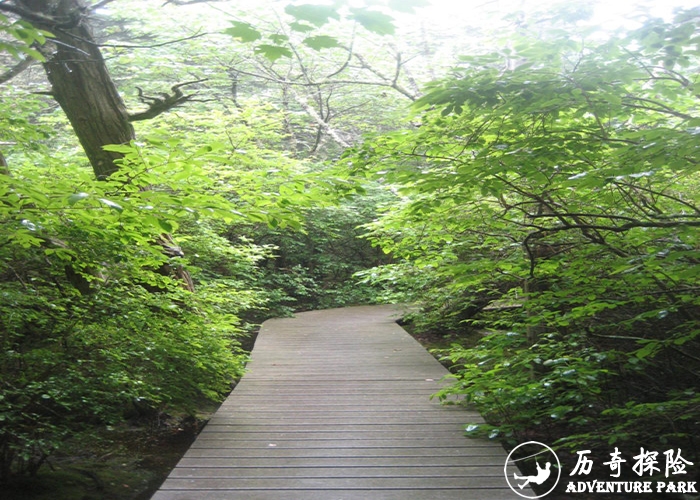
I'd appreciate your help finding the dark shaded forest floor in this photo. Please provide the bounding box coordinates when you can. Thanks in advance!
[2,417,209,500]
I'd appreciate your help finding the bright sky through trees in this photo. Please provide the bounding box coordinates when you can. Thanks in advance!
[426,0,698,30]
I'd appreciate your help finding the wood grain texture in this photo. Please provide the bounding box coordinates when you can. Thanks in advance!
[151,305,519,499]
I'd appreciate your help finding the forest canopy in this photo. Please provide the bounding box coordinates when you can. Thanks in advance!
[0,0,698,494]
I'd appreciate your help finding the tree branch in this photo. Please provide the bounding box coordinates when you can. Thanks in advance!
[622,95,696,120]
[47,23,209,51]
[612,179,700,215]
[529,218,700,239]
[0,1,81,28]
[97,31,209,50]
[325,29,355,80]
[351,51,417,101]
[234,67,418,94]
[128,79,207,122]
[88,0,118,11]
[0,56,35,85]
[289,88,350,148]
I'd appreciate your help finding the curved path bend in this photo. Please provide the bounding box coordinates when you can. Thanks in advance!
[152,305,516,499]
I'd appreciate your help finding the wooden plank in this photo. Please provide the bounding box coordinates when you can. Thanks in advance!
[152,490,517,500]
[156,477,508,489]
[152,305,524,499]
[198,424,470,433]
[190,439,493,449]
[193,430,472,440]
[175,456,505,468]
[181,447,503,458]
[167,465,503,478]
[206,416,471,425]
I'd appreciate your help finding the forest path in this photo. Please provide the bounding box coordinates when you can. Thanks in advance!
[151,304,516,499]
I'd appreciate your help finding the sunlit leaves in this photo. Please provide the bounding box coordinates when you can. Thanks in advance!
[226,1,402,69]
[350,8,395,35]
[303,35,341,51]
[290,21,316,33]
[67,192,90,205]
[254,44,293,62]
[351,7,700,459]
[98,198,123,212]
[269,33,290,45]
[222,21,262,42]
[634,8,700,68]
[0,123,322,477]
[284,4,340,27]
[0,15,52,61]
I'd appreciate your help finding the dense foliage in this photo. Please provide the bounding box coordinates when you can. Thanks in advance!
[348,6,700,469]
[0,1,387,481]
[2,0,699,493]
[0,128,282,477]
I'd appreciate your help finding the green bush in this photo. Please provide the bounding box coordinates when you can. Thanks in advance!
[0,142,263,482]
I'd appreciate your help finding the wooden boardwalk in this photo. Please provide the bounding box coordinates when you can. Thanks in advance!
[152,305,516,499]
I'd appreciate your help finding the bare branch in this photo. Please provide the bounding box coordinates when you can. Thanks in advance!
[0,56,35,85]
[613,180,700,215]
[97,31,209,50]
[351,51,417,101]
[290,89,349,148]
[128,79,208,122]
[0,2,80,28]
[623,95,696,121]
[235,67,418,96]
[88,0,119,11]
[325,27,355,80]
[50,24,210,51]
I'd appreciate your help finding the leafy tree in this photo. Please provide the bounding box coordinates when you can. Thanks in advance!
[0,0,138,179]
[349,6,700,464]
[0,2,388,482]
[222,0,428,157]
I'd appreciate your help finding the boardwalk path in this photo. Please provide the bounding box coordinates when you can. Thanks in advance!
[152,305,515,499]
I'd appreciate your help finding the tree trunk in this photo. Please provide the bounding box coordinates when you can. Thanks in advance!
[17,0,134,180]
[7,0,195,292]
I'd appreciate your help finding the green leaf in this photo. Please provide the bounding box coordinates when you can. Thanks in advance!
[350,8,395,35]
[302,35,341,51]
[102,143,136,154]
[269,33,289,44]
[157,218,173,233]
[254,44,292,62]
[285,4,340,27]
[635,341,659,360]
[18,46,45,62]
[223,21,262,43]
[68,192,90,205]
[98,198,123,212]
[289,21,316,33]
